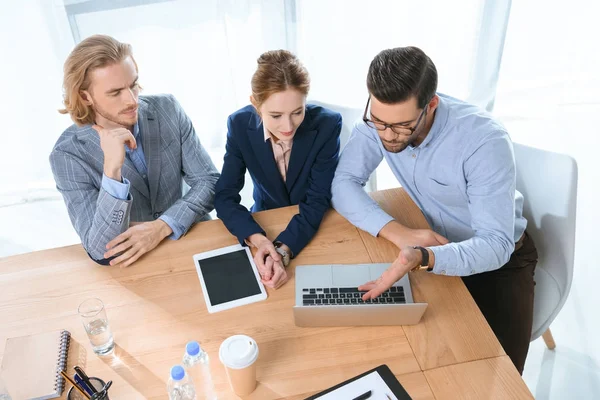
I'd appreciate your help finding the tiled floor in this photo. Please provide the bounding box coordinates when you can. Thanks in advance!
[1,198,599,399]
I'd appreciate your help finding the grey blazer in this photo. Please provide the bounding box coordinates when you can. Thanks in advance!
[50,94,219,261]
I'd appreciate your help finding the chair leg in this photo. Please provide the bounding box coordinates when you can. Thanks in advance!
[542,328,556,350]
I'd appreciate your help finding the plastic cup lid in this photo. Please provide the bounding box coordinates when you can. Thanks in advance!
[219,335,259,369]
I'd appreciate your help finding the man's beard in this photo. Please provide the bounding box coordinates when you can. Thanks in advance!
[382,134,418,153]
[383,108,433,153]
[93,101,138,127]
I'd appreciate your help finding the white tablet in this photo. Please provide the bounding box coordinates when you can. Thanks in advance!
[193,244,267,313]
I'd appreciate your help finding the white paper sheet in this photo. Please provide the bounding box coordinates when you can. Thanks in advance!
[315,371,399,400]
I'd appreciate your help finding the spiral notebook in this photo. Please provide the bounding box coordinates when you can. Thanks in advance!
[0,329,71,400]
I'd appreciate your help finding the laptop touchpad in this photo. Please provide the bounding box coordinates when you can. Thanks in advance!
[331,265,371,287]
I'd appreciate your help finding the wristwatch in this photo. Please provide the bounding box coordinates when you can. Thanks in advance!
[273,241,291,268]
[411,246,433,272]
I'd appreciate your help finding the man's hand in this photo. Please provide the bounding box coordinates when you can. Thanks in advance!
[104,220,172,267]
[247,233,281,280]
[93,124,137,182]
[260,256,289,289]
[359,246,422,300]
[379,221,449,249]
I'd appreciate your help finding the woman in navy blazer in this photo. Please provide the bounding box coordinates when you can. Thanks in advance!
[215,50,342,289]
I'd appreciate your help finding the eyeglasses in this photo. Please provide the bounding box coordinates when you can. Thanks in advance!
[362,97,428,136]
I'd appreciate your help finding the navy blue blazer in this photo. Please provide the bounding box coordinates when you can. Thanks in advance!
[214,104,342,256]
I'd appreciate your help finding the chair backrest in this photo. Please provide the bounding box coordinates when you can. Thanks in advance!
[309,100,363,149]
[309,100,377,191]
[513,143,578,340]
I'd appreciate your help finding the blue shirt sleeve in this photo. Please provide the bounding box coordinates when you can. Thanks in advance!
[159,214,186,240]
[430,135,517,276]
[101,174,131,200]
[331,122,394,236]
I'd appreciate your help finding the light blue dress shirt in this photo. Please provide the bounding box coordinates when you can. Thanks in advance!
[331,93,527,276]
[101,122,185,239]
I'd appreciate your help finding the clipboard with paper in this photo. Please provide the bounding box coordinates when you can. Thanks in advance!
[305,364,412,400]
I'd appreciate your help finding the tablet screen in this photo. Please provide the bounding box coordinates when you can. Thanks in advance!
[197,250,262,306]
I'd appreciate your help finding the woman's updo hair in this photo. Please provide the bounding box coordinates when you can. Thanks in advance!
[251,50,310,109]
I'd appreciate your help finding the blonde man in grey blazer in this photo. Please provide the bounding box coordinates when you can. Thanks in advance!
[50,35,219,267]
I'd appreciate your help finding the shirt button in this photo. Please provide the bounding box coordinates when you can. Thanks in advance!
[412,154,416,158]
[440,270,446,275]
[143,174,147,179]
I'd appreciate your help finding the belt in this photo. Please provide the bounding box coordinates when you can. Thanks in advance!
[514,232,526,252]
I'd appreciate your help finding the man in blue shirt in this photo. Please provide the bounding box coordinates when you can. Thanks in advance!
[331,46,537,374]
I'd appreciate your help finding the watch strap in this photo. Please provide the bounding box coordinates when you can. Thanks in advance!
[412,246,433,272]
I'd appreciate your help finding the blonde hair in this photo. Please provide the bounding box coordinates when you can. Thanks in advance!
[59,35,137,126]
[251,50,310,110]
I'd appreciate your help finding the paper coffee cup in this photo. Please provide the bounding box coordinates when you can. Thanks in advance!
[219,335,259,396]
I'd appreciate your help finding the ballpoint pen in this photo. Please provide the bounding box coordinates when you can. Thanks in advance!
[75,366,98,394]
[352,390,372,400]
[74,373,95,396]
[59,370,90,399]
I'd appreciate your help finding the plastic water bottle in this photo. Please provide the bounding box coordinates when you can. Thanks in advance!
[167,365,196,400]
[182,341,217,399]
[0,375,11,400]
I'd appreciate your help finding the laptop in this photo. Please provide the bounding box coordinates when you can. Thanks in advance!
[294,263,428,327]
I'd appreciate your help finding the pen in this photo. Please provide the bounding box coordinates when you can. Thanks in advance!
[59,370,91,399]
[75,366,98,394]
[91,380,112,400]
[352,390,372,400]
[74,373,95,396]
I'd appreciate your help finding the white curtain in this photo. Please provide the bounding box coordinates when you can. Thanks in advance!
[295,0,506,109]
[72,0,288,152]
[493,2,600,398]
[0,0,73,207]
[0,0,288,208]
[0,0,511,240]
[295,0,510,189]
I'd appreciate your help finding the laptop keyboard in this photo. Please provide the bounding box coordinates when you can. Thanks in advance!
[301,287,406,306]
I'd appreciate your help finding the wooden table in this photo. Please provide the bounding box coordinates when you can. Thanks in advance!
[0,188,532,399]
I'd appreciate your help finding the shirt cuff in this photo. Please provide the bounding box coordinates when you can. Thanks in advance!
[368,210,396,238]
[430,245,461,276]
[159,215,186,240]
[101,174,130,200]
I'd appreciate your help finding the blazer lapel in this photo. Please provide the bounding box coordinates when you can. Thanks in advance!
[122,159,151,199]
[248,121,289,202]
[286,111,317,191]
[79,127,150,199]
[139,100,161,209]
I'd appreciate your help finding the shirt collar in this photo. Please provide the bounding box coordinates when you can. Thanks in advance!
[412,93,449,149]
[125,122,140,154]
[133,121,140,140]
[263,125,293,149]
